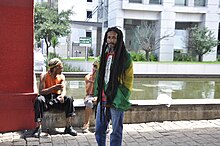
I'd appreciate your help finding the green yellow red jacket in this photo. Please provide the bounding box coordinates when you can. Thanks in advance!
[94,52,134,111]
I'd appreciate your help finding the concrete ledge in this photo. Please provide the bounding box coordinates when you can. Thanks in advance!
[42,99,220,129]
[35,71,220,78]
[62,61,220,74]
[124,103,220,124]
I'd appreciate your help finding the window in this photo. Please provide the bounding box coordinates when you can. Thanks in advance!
[175,0,188,6]
[194,0,205,6]
[86,31,92,38]
[129,0,142,3]
[149,0,162,4]
[87,11,92,18]
[87,0,92,2]
[104,21,108,28]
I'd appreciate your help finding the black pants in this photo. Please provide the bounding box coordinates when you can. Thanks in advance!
[34,94,75,122]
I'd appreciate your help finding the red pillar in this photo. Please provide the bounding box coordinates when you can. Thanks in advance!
[0,0,36,132]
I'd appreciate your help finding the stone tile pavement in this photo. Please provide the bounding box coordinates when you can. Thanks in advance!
[1,119,220,146]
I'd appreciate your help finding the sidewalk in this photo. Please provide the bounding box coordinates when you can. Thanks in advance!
[1,119,220,146]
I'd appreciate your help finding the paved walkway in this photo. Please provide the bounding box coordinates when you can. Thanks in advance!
[1,119,220,146]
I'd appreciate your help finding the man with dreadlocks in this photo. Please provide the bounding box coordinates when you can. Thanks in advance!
[33,58,77,137]
[94,27,134,146]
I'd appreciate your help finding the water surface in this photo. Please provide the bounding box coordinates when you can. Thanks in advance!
[65,78,220,100]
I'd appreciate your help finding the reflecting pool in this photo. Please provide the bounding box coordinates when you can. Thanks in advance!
[64,78,220,100]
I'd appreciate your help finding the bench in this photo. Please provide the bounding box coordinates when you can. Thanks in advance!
[42,99,95,130]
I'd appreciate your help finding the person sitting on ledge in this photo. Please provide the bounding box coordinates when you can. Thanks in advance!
[33,58,77,137]
[82,61,99,133]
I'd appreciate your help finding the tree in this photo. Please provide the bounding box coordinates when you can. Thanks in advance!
[187,26,219,62]
[133,22,172,61]
[34,3,72,57]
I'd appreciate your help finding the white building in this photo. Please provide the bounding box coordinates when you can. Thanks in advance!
[37,0,220,61]
[103,0,219,61]
[58,0,102,58]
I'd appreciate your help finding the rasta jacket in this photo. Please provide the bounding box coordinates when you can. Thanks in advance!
[94,51,134,111]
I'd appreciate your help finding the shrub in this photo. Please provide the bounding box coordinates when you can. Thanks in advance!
[63,64,85,72]
[88,48,94,56]
[174,51,192,61]
[130,52,146,61]
[149,53,158,61]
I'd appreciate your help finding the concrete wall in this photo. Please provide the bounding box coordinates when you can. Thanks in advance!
[42,99,220,129]
[63,61,220,74]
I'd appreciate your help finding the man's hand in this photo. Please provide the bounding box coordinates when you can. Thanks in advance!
[57,95,64,103]
[54,84,64,90]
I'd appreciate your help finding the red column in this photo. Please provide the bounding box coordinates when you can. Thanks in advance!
[0,0,36,132]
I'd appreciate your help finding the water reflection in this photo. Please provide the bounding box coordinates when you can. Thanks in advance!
[63,78,220,100]
[131,78,219,100]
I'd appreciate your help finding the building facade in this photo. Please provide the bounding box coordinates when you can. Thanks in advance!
[37,0,220,61]
[104,0,219,61]
[58,0,102,58]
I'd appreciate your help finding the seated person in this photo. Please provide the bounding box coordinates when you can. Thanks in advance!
[82,61,98,133]
[33,58,77,137]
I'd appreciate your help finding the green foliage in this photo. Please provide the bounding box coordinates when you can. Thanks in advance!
[174,50,192,61]
[130,52,146,61]
[46,53,84,72]
[88,48,94,56]
[34,3,72,57]
[63,64,84,72]
[51,36,59,49]
[188,26,219,61]
[130,51,157,62]
[149,53,158,61]
[51,36,59,54]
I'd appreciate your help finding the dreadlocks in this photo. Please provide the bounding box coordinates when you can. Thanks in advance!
[97,27,128,119]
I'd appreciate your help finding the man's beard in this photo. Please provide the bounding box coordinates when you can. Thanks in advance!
[107,43,115,49]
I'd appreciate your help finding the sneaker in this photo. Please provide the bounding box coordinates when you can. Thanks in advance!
[82,128,91,133]
[64,126,77,136]
[32,126,42,138]
[82,124,89,130]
